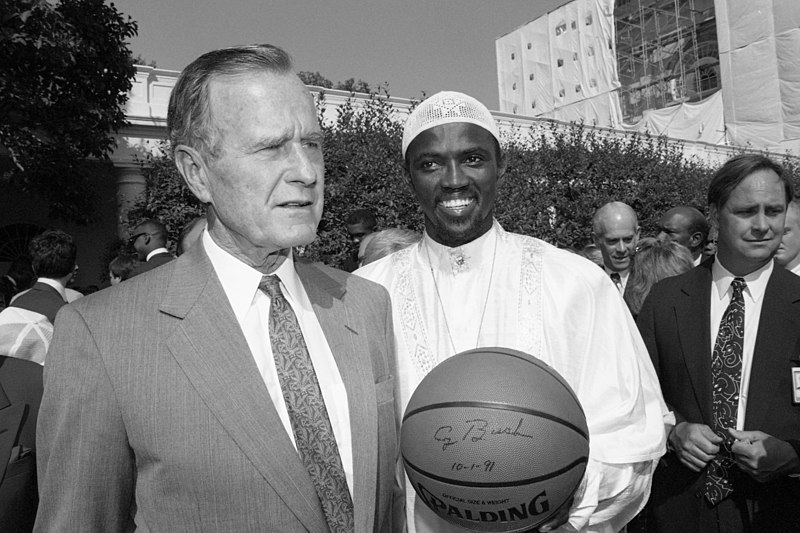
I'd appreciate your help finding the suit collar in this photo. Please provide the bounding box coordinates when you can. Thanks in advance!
[145,248,170,262]
[200,231,265,323]
[711,256,773,305]
[158,243,214,319]
[676,261,714,423]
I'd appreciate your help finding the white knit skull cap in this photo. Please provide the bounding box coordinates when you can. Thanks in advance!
[402,91,500,158]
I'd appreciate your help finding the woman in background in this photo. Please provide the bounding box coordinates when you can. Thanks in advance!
[624,237,694,319]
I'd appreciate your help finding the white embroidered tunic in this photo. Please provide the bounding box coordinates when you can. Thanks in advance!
[356,221,668,533]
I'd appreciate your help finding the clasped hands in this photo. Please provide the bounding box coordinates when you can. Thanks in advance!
[668,422,800,482]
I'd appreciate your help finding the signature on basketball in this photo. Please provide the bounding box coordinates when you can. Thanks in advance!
[433,418,534,451]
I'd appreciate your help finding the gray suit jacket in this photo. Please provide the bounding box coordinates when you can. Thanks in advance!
[34,242,400,532]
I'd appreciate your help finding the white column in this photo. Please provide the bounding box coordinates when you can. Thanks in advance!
[115,165,147,239]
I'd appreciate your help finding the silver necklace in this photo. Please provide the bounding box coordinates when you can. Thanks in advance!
[424,234,498,354]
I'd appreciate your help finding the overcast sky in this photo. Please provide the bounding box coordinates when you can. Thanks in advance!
[113,0,568,109]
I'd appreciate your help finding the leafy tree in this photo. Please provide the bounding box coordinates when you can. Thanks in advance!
[298,71,374,94]
[133,54,157,68]
[0,0,138,223]
[335,77,372,94]
[298,71,334,89]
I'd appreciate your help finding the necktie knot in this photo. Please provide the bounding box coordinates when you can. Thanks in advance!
[731,277,746,298]
[258,275,282,299]
[610,272,623,291]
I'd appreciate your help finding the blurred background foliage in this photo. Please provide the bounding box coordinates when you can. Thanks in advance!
[128,90,800,268]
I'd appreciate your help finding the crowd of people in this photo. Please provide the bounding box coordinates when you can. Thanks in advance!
[1,43,799,533]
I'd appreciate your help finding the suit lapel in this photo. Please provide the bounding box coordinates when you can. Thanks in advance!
[159,245,328,532]
[297,262,378,533]
[745,269,800,430]
[675,263,714,424]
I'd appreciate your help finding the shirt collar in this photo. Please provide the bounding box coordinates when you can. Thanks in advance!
[146,248,169,262]
[37,277,67,300]
[711,255,773,303]
[202,231,300,323]
[421,220,499,275]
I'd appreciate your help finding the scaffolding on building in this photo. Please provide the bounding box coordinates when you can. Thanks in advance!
[614,0,719,123]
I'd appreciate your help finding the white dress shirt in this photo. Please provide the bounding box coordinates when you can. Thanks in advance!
[202,232,354,496]
[710,258,772,430]
[357,221,668,533]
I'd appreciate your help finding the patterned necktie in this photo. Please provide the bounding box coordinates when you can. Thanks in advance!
[259,275,354,532]
[610,272,623,292]
[704,277,746,505]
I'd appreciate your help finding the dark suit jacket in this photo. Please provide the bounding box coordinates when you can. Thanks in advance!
[35,242,400,532]
[131,251,175,277]
[10,282,66,324]
[0,356,43,531]
[638,258,800,531]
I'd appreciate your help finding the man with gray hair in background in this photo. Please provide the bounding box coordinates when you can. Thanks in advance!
[35,44,399,532]
[357,91,668,533]
[592,201,640,293]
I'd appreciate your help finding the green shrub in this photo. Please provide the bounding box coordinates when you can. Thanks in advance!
[128,94,800,266]
[497,122,713,248]
[127,144,205,251]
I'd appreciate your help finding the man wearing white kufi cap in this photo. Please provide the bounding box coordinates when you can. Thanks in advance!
[356,91,669,532]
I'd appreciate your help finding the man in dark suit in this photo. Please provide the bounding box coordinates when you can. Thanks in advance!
[341,208,377,272]
[36,44,400,532]
[638,154,800,532]
[8,229,76,324]
[128,218,175,277]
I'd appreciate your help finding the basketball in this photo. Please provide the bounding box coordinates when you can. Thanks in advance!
[400,347,589,532]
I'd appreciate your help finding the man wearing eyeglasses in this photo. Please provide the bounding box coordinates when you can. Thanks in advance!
[128,218,175,277]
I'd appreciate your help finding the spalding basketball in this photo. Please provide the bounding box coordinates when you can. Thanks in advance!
[401,347,589,532]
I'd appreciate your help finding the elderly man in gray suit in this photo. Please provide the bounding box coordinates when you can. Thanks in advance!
[35,44,400,532]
